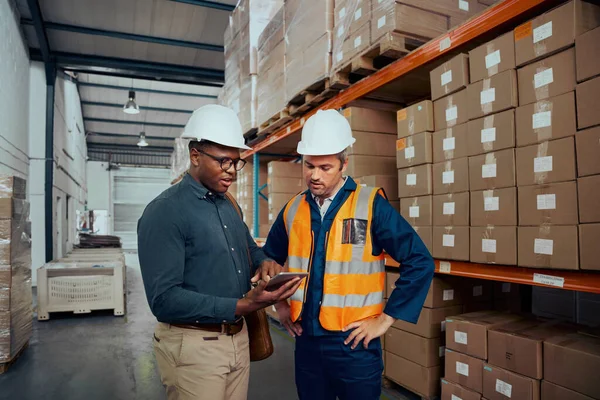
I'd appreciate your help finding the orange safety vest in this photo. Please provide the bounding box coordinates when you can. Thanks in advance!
[283,185,386,331]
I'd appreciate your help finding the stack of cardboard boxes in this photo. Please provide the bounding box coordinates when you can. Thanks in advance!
[0,176,32,365]
[267,161,303,226]
[237,162,270,237]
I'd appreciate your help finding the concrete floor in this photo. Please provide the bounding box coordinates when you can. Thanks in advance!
[0,253,415,400]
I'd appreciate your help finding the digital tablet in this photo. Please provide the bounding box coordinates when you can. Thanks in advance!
[264,272,308,290]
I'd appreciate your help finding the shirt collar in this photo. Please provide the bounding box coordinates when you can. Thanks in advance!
[183,173,210,199]
[309,176,356,203]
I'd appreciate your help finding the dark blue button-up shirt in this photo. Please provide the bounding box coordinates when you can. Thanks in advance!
[137,173,268,324]
[264,177,434,336]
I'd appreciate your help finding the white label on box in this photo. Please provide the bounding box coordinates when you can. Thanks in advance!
[533,21,552,44]
[336,52,343,62]
[480,88,496,105]
[451,395,462,400]
[443,137,456,151]
[409,206,420,218]
[269,212,273,220]
[534,156,553,173]
[441,70,453,86]
[440,36,451,52]
[502,282,511,293]
[337,26,344,38]
[405,146,415,159]
[482,239,497,253]
[473,285,484,297]
[455,331,468,345]
[443,170,455,184]
[456,361,469,376]
[459,0,469,11]
[441,320,447,331]
[537,194,556,210]
[534,238,554,255]
[496,379,513,398]
[532,111,552,129]
[443,202,456,215]
[446,106,458,122]
[268,165,273,174]
[406,173,417,186]
[482,163,497,178]
[481,127,496,143]
[339,7,346,19]
[440,261,451,273]
[354,8,362,21]
[378,15,386,29]
[443,289,454,301]
[533,273,565,288]
[354,36,362,49]
[443,234,455,248]
[484,196,500,211]
[485,50,501,69]
[534,68,554,89]
[441,346,447,358]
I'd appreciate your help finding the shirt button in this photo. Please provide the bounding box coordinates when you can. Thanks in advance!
[224,225,227,229]
[238,270,241,273]
[196,320,199,323]
[231,248,235,251]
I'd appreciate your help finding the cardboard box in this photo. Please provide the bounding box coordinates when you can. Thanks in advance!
[343,107,397,134]
[579,176,600,223]
[469,32,516,84]
[445,311,524,360]
[470,187,518,226]
[463,302,493,315]
[460,279,493,304]
[441,379,482,400]
[339,21,371,64]
[576,75,600,129]
[268,177,305,194]
[268,161,302,179]
[333,0,370,35]
[467,69,518,120]
[576,25,600,82]
[467,109,516,157]
[492,282,523,313]
[434,89,469,130]
[400,195,432,226]
[269,193,294,210]
[385,352,441,399]
[579,223,600,271]
[390,199,400,213]
[544,332,600,399]
[385,327,443,367]
[398,164,433,198]
[355,175,398,199]
[396,132,433,169]
[515,91,576,147]
[576,126,600,177]
[470,226,517,265]
[397,100,435,138]
[386,271,399,298]
[515,137,576,186]
[517,226,579,269]
[488,319,573,380]
[423,276,464,308]
[468,149,516,191]
[350,130,397,157]
[430,54,470,101]
[542,380,596,400]
[0,176,26,199]
[482,364,541,400]
[514,0,600,66]
[285,0,333,54]
[518,181,579,226]
[445,349,484,393]
[414,226,434,255]
[516,48,576,106]
[433,226,470,261]
[433,157,470,195]
[433,192,470,226]
[433,123,469,162]
[346,155,396,177]
[393,305,463,339]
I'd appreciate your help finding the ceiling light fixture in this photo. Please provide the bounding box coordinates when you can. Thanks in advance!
[137,132,149,147]
[123,90,140,114]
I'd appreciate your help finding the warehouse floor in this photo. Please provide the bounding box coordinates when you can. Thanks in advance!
[0,254,414,400]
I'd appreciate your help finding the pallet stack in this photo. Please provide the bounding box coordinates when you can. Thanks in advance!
[0,176,32,371]
[237,161,270,237]
[266,161,303,227]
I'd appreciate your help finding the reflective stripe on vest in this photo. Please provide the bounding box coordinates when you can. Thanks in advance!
[283,185,385,331]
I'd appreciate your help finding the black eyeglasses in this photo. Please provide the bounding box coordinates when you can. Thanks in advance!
[195,148,247,171]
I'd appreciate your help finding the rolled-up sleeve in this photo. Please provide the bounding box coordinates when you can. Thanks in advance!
[137,199,239,323]
[371,194,435,324]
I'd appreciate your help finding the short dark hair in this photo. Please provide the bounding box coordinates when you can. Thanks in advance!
[188,139,213,152]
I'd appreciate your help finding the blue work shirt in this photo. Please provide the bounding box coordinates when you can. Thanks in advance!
[263,177,434,336]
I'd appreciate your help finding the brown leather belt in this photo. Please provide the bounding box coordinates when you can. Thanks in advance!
[172,319,244,336]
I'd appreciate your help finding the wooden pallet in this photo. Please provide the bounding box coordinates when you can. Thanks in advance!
[331,32,428,90]
[0,341,29,375]
[243,127,259,140]
[382,376,440,400]
[287,78,339,117]
[257,108,293,137]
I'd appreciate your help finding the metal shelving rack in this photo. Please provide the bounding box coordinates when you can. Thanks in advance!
[244,0,600,294]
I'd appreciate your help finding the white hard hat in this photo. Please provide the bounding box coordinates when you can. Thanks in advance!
[297,109,355,156]
[181,104,251,150]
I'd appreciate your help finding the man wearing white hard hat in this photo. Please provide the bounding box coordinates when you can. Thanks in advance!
[138,104,302,400]
[263,109,435,400]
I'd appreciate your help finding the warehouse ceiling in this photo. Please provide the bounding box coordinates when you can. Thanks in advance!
[16,0,236,164]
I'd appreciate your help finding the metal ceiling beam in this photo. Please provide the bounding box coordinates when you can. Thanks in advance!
[78,82,218,98]
[88,143,174,152]
[81,101,193,114]
[66,68,223,87]
[170,0,235,12]
[26,0,54,80]
[88,132,176,141]
[21,19,224,52]
[84,117,185,128]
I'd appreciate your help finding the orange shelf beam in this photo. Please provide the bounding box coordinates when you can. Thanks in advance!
[241,0,550,159]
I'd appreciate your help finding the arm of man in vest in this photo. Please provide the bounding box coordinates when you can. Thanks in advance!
[343,192,435,349]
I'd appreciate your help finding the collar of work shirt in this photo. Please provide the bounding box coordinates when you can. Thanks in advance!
[312,176,348,219]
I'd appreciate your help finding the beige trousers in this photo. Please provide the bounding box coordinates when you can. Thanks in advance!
[153,321,250,400]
